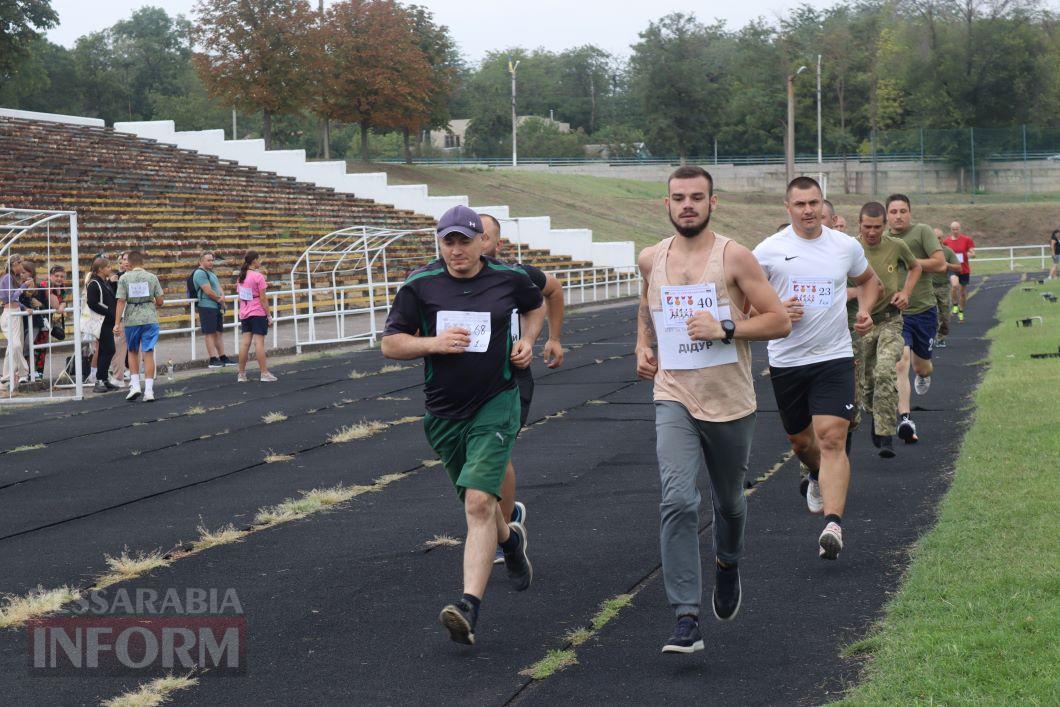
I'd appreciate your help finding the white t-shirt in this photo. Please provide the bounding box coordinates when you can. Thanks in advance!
[753,225,870,368]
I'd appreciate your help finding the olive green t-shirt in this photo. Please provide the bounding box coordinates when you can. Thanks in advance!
[116,268,164,326]
[859,235,918,321]
[885,223,940,315]
[932,246,958,287]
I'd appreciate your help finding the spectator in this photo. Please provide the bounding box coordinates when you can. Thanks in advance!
[114,250,164,402]
[235,250,276,382]
[192,251,235,368]
[86,258,119,393]
[1049,229,1059,280]
[108,251,131,386]
[1,255,30,385]
[18,262,46,377]
[30,264,66,377]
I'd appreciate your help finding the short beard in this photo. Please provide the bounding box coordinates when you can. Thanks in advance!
[669,209,712,238]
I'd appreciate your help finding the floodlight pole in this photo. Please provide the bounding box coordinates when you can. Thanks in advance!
[510,58,520,167]
[232,109,237,140]
[785,65,807,184]
[816,55,825,197]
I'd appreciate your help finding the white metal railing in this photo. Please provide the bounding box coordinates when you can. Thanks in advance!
[972,244,1054,271]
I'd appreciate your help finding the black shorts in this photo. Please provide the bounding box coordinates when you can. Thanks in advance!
[902,308,937,360]
[514,370,535,428]
[957,273,970,286]
[240,315,268,336]
[199,307,224,334]
[769,357,856,435]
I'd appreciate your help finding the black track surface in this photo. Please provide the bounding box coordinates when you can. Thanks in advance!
[0,275,1017,705]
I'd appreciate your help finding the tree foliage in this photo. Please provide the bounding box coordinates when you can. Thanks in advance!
[0,0,57,81]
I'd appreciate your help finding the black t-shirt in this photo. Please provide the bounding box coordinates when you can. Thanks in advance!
[1052,232,1060,255]
[509,263,547,380]
[383,256,543,420]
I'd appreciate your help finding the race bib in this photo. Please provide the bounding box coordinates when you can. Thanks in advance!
[510,309,520,342]
[238,286,254,301]
[955,253,965,264]
[127,281,150,299]
[789,277,834,309]
[437,310,490,353]
[653,307,738,370]
[660,284,719,330]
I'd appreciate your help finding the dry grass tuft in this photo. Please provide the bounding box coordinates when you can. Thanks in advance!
[102,674,199,707]
[0,585,80,629]
[263,451,295,464]
[184,406,206,416]
[192,523,246,552]
[97,548,169,589]
[328,420,387,443]
[261,411,287,424]
[348,370,367,379]
[387,415,422,425]
[8,443,45,453]
[375,472,410,487]
[378,364,409,374]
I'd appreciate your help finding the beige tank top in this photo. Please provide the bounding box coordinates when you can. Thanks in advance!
[648,234,756,422]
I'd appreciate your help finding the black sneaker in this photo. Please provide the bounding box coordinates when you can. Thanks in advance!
[220,355,237,367]
[878,435,896,458]
[207,357,223,369]
[712,563,742,621]
[438,601,477,645]
[502,522,532,591]
[897,417,918,444]
[661,615,703,654]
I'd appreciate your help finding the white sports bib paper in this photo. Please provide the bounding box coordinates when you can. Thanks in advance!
[788,277,834,309]
[660,284,718,330]
[510,309,520,342]
[127,281,150,298]
[238,286,254,301]
[437,310,490,353]
[956,253,965,264]
[654,284,738,369]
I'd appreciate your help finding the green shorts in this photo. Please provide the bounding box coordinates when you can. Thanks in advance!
[423,386,520,502]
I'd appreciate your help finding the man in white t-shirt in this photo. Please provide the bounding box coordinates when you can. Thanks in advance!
[753,177,881,560]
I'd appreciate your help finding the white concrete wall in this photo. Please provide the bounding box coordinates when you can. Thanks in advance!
[1,108,105,127]
[110,119,635,269]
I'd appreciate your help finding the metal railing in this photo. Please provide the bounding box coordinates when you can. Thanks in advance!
[972,245,1055,271]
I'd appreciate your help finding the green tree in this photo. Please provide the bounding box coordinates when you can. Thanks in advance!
[0,0,57,85]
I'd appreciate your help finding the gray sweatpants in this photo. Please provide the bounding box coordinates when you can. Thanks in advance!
[656,401,755,617]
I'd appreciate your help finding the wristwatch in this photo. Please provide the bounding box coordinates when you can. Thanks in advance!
[720,319,736,344]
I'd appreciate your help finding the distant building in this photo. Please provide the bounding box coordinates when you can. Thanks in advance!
[427,116,571,153]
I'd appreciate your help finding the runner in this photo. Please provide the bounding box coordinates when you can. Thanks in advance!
[942,221,975,322]
[381,205,544,646]
[1050,229,1060,280]
[479,213,565,564]
[637,166,789,653]
[753,176,880,561]
[113,251,165,402]
[822,199,847,234]
[932,228,961,349]
[855,202,922,458]
[884,195,946,444]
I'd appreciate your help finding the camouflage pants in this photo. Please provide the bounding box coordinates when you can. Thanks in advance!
[857,315,904,436]
[934,285,952,337]
[848,327,863,430]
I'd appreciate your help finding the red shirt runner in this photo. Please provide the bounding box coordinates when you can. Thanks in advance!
[943,233,975,275]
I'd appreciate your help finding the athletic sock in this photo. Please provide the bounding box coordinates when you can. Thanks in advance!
[499,528,521,554]
[90,367,97,378]
[144,378,154,394]
[458,593,481,627]
[130,374,140,389]
[808,469,820,482]
[825,514,842,526]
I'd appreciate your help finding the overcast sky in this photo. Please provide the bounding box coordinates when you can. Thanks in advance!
[46,0,841,61]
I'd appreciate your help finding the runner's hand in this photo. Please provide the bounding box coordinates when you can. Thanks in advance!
[542,338,564,368]
[854,310,873,335]
[890,292,909,310]
[433,327,470,354]
[510,338,533,369]
[113,324,121,335]
[636,346,657,380]
[686,309,724,341]
[783,296,804,323]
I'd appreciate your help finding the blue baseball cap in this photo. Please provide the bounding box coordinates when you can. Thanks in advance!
[436,205,483,239]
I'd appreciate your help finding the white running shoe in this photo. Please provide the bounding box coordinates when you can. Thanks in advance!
[109,377,125,388]
[806,477,824,514]
[237,373,248,383]
[143,389,155,402]
[126,387,142,402]
[914,375,931,395]
[819,522,843,560]
[260,372,278,382]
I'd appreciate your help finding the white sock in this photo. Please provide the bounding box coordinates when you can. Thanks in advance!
[130,374,140,389]
[145,378,154,393]
[90,367,98,378]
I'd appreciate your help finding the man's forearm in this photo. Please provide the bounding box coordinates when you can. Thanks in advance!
[636,298,655,349]
[545,291,564,340]
[520,306,546,345]
[381,333,435,360]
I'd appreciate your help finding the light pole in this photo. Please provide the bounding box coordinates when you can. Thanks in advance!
[509,57,520,168]
[816,54,824,196]
[786,65,808,185]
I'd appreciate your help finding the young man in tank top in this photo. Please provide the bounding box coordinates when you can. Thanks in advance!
[753,177,881,562]
[636,166,791,654]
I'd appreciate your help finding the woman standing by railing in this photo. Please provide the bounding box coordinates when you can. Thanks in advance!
[87,257,119,393]
[236,250,276,383]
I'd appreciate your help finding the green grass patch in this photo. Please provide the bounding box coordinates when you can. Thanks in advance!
[7,443,45,453]
[590,593,633,630]
[519,648,578,680]
[842,278,1060,705]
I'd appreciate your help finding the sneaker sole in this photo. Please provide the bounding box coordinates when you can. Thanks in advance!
[879,446,896,458]
[661,640,704,654]
[438,606,475,645]
[712,576,742,621]
[819,533,842,560]
[126,392,141,402]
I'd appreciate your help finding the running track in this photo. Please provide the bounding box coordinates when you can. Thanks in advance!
[0,273,1021,705]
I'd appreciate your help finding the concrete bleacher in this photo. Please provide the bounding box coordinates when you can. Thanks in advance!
[0,110,627,328]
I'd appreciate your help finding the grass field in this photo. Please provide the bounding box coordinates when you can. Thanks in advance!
[347,163,1059,253]
[842,277,1060,705]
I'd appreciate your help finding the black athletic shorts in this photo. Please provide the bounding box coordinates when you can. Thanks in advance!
[769,357,856,435]
[240,315,269,336]
[957,273,970,286]
[199,307,224,335]
[514,370,534,428]
[902,308,937,360]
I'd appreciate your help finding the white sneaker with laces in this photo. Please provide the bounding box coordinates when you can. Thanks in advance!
[237,373,248,383]
[143,389,155,402]
[126,387,142,402]
[260,372,277,382]
[86,372,97,384]
[914,375,931,395]
[819,522,843,560]
[806,477,824,514]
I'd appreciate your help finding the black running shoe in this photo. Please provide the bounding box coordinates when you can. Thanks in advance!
[439,601,477,645]
[661,615,703,654]
[878,435,896,458]
[503,522,533,591]
[712,563,742,621]
[897,417,918,444]
[207,357,223,369]
[220,355,237,367]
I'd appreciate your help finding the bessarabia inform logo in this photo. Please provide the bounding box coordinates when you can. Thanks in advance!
[28,588,246,676]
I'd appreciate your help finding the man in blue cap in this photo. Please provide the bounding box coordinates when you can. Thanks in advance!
[382,205,545,646]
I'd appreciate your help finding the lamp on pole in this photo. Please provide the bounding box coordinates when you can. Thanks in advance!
[786,65,808,185]
[509,57,520,167]
[816,54,824,196]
